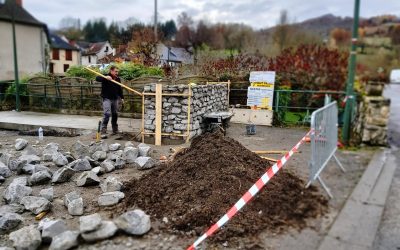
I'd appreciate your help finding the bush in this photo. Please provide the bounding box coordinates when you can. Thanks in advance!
[66,63,164,81]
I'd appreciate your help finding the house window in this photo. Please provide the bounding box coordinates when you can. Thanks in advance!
[52,49,59,60]
[63,64,69,72]
[49,63,54,74]
[88,56,91,63]
[105,46,109,52]
[65,50,72,61]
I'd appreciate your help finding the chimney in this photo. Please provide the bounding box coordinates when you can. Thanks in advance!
[15,0,22,6]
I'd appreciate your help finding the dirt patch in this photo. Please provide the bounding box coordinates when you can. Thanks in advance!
[18,129,78,137]
[121,132,328,242]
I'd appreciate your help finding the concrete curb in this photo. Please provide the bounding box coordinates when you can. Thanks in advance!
[318,149,397,250]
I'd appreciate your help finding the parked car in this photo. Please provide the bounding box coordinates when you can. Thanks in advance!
[390,69,400,83]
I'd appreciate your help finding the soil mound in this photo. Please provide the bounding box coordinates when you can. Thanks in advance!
[121,132,328,241]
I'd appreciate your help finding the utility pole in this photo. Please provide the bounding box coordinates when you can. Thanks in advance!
[341,0,360,144]
[11,1,21,112]
[154,0,158,41]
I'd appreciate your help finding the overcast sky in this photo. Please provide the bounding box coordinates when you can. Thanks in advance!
[23,0,400,29]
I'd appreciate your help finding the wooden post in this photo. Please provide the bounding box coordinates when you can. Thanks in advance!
[227,80,230,108]
[141,93,145,143]
[155,83,163,146]
[186,84,192,143]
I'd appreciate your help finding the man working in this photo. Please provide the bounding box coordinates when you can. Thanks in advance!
[96,66,124,135]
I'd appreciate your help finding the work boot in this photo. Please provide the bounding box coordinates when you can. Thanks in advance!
[101,128,107,135]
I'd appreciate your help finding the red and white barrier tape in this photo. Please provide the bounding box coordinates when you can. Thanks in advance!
[187,130,312,250]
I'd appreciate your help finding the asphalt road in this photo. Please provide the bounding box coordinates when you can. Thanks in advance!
[373,83,400,250]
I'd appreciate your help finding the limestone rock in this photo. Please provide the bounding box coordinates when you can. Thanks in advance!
[52,152,68,166]
[114,209,151,235]
[79,213,102,233]
[123,147,138,163]
[91,166,104,176]
[0,212,23,234]
[76,171,100,186]
[68,198,83,216]
[39,187,54,201]
[81,221,117,242]
[98,191,125,206]
[138,143,151,157]
[9,225,41,250]
[135,157,156,170]
[49,230,79,250]
[3,177,32,204]
[71,158,92,171]
[29,170,52,186]
[92,151,107,161]
[100,160,114,173]
[100,176,122,193]
[18,154,40,165]
[0,162,11,178]
[20,196,51,215]
[0,204,25,215]
[15,139,28,151]
[52,167,75,183]
[108,143,121,151]
[70,141,90,159]
[114,157,125,169]
[41,219,68,242]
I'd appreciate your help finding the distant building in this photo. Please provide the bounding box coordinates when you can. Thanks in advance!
[75,41,115,66]
[156,43,194,66]
[49,33,80,75]
[0,0,49,81]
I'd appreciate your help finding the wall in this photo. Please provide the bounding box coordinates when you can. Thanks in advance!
[51,49,80,74]
[0,21,47,80]
[143,83,229,139]
[81,55,98,66]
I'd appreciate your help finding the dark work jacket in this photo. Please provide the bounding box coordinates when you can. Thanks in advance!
[96,74,124,100]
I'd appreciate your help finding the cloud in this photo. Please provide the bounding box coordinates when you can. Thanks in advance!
[23,0,400,29]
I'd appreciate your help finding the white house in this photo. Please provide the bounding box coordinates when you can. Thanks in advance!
[76,41,115,66]
[156,43,194,66]
[0,0,49,81]
[49,32,80,75]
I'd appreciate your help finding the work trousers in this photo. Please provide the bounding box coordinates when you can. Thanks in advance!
[102,98,120,132]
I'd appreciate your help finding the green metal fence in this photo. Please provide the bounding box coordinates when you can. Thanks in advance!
[0,80,348,124]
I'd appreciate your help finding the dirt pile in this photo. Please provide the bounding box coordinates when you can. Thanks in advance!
[121,132,328,240]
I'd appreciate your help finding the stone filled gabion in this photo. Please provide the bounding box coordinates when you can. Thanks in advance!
[143,83,229,139]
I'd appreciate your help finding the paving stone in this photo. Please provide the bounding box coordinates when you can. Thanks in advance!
[15,139,28,151]
[100,176,123,193]
[0,212,23,234]
[20,196,51,215]
[9,225,41,250]
[49,230,79,250]
[52,167,75,183]
[98,191,125,206]
[76,171,100,186]
[81,221,117,242]
[79,213,102,233]
[114,209,151,235]
[39,187,54,201]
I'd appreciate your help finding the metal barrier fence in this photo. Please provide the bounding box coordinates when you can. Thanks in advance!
[306,101,345,198]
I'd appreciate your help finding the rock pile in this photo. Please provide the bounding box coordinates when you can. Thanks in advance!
[143,83,229,138]
[0,138,156,249]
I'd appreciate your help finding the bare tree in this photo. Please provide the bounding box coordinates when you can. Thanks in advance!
[272,10,291,52]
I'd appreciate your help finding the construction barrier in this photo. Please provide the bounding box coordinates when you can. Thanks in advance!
[187,130,312,250]
[306,101,345,198]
